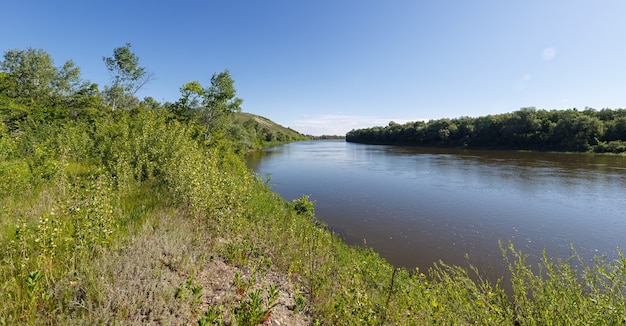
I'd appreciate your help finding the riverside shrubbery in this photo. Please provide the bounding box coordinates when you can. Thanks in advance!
[3,108,626,325]
[2,46,626,324]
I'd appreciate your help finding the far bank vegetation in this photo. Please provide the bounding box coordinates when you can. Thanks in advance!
[347,107,626,153]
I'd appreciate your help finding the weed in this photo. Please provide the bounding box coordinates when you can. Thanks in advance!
[197,306,224,325]
[233,283,279,325]
[175,276,203,304]
[293,288,306,312]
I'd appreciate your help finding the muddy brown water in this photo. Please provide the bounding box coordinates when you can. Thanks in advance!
[246,140,626,284]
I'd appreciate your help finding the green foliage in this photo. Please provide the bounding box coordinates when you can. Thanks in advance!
[233,283,279,325]
[102,43,151,110]
[168,81,204,122]
[293,195,315,217]
[1,48,97,116]
[347,107,626,153]
[169,88,308,153]
[0,160,30,198]
[197,306,224,325]
[103,43,146,91]
[169,70,243,141]
[175,276,203,304]
[2,45,625,324]
[230,112,309,151]
[1,48,58,102]
[595,140,626,153]
[0,122,16,160]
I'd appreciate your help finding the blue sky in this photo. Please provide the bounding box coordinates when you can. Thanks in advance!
[2,1,626,135]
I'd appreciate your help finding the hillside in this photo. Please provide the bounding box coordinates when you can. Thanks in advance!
[235,112,305,139]
[230,112,309,150]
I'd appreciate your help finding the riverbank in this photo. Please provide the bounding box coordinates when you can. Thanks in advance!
[346,108,626,154]
[2,110,626,324]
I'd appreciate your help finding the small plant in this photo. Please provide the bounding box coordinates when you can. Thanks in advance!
[293,288,306,312]
[267,283,279,309]
[233,271,257,296]
[233,283,280,325]
[234,271,246,296]
[292,195,315,217]
[223,236,266,267]
[197,306,224,326]
[234,288,265,325]
[175,276,203,304]
[26,270,43,297]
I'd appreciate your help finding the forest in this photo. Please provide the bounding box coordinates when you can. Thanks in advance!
[2,46,626,325]
[346,107,626,153]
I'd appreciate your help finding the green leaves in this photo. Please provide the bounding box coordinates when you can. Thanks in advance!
[1,48,88,107]
[171,70,242,140]
[347,107,626,152]
[102,43,152,110]
[293,195,315,218]
[1,48,56,101]
[103,43,146,93]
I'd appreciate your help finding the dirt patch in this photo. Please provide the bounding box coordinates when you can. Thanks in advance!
[70,209,312,325]
[251,116,275,129]
[197,258,311,325]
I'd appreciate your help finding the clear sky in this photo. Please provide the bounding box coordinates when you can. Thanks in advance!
[2,1,626,135]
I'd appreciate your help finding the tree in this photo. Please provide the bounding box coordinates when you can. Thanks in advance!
[1,48,58,103]
[0,48,96,122]
[138,96,163,111]
[170,81,204,121]
[172,70,242,139]
[102,43,152,110]
[201,70,243,138]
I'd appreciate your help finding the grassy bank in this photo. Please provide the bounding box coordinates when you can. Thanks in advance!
[2,110,626,325]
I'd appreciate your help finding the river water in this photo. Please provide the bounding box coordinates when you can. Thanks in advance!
[246,140,626,280]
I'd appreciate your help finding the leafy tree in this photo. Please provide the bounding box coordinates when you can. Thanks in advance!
[171,71,242,140]
[138,96,163,111]
[0,121,16,160]
[0,72,16,108]
[53,60,84,97]
[102,43,152,110]
[605,117,626,141]
[0,48,98,124]
[64,83,102,117]
[1,48,56,103]
[201,70,243,138]
[170,81,204,122]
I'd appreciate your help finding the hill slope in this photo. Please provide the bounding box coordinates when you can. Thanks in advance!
[231,112,309,149]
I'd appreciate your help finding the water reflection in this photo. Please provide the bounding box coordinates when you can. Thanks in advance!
[246,140,626,283]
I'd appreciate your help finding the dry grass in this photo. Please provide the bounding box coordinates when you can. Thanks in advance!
[58,207,311,325]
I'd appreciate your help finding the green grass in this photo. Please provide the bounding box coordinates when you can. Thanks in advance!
[1,109,625,325]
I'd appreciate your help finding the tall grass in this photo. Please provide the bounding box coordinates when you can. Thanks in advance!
[1,109,625,324]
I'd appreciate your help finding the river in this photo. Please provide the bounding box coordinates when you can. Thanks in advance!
[246,140,626,281]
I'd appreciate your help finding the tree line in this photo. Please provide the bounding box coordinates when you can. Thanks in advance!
[346,107,626,153]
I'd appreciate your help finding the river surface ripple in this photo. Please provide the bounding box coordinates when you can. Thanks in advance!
[246,140,626,280]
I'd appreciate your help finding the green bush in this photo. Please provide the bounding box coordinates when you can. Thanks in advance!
[0,160,30,198]
[293,195,315,217]
[0,122,16,160]
[594,140,626,153]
